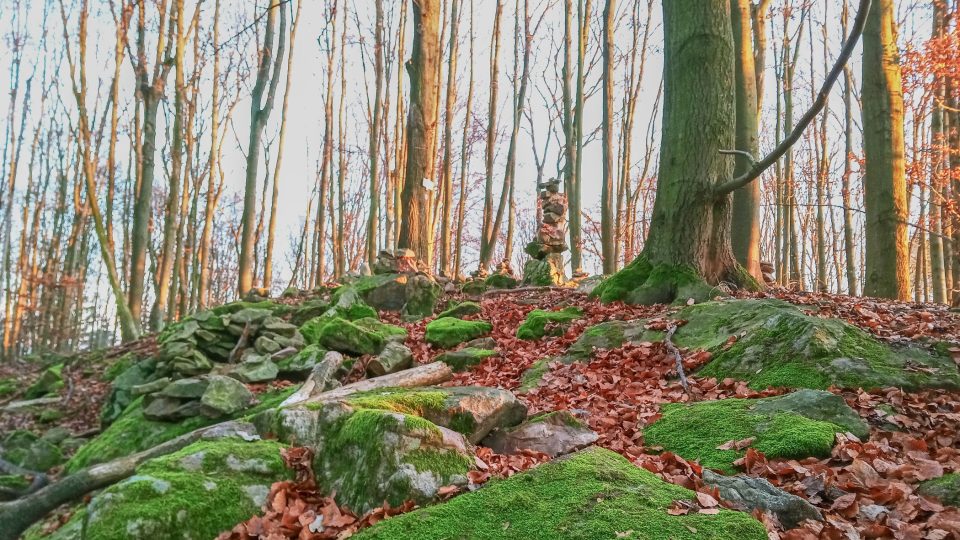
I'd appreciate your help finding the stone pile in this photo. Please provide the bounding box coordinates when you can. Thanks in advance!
[522,178,568,286]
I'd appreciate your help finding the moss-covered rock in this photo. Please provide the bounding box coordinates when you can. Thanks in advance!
[521,258,565,286]
[516,307,582,340]
[352,317,408,342]
[323,288,379,321]
[355,446,767,540]
[518,359,551,392]
[918,473,960,506]
[425,317,493,349]
[262,401,473,514]
[483,411,598,458]
[344,386,526,443]
[484,273,519,289]
[561,320,649,362]
[25,363,64,399]
[436,301,482,320]
[643,391,859,473]
[66,387,294,473]
[0,376,16,397]
[300,316,386,356]
[669,299,960,390]
[59,438,291,540]
[276,344,327,377]
[340,273,441,319]
[1,430,63,471]
[460,279,488,295]
[436,348,498,372]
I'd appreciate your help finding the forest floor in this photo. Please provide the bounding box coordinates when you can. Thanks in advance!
[3,287,960,539]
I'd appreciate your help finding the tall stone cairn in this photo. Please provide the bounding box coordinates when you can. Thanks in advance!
[522,178,568,286]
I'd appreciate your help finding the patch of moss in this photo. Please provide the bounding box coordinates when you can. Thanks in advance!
[406,448,474,477]
[517,307,583,340]
[355,447,766,540]
[449,411,477,435]
[66,387,294,473]
[485,273,518,289]
[353,317,408,341]
[437,301,482,320]
[300,316,385,356]
[347,388,450,418]
[677,299,960,390]
[25,363,64,399]
[0,377,16,397]
[425,317,493,349]
[0,474,30,491]
[79,439,290,540]
[918,473,960,506]
[103,353,138,382]
[518,359,550,392]
[589,254,717,306]
[643,398,842,473]
[590,254,653,303]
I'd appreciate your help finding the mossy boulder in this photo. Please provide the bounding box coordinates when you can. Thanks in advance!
[355,446,767,540]
[1,430,63,471]
[643,390,862,473]
[521,257,565,286]
[425,317,493,349]
[58,438,290,540]
[0,377,16,397]
[460,279,488,295]
[300,316,386,356]
[344,386,527,443]
[561,320,649,362]
[101,358,159,425]
[261,401,473,514]
[516,307,582,340]
[484,272,519,289]
[436,301,482,320]
[590,254,722,305]
[340,273,441,319]
[669,299,960,390]
[66,387,294,473]
[353,317,408,343]
[436,348,498,372]
[276,344,327,377]
[25,363,64,399]
[918,473,960,506]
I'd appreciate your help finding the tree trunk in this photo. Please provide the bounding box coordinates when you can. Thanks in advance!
[929,0,948,304]
[730,0,761,280]
[367,1,385,270]
[861,0,910,300]
[398,0,441,263]
[600,0,616,274]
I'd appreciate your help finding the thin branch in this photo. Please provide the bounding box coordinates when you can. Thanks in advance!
[714,0,872,197]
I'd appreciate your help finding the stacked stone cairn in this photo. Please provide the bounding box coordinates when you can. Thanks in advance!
[137,304,305,421]
[522,178,568,286]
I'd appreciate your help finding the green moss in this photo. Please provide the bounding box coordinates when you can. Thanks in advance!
[643,398,842,473]
[590,254,653,303]
[66,387,294,473]
[436,348,498,372]
[519,359,551,392]
[80,439,290,540]
[300,316,386,356]
[353,317,408,341]
[678,299,960,390]
[485,273,518,289]
[437,301,482,320]
[517,307,583,340]
[406,448,474,477]
[347,388,450,418]
[356,447,766,540]
[0,474,30,491]
[425,317,493,349]
[449,411,477,435]
[25,363,64,399]
[529,410,586,428]
[918,473,960,506]
[0,377,16,397]
[103,353,138,382]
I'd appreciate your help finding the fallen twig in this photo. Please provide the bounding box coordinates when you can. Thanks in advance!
[664,324,691,397]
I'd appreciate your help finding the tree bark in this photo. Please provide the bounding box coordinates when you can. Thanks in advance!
[398,0,441,264]
[861,0,910,300]
[600,0,617,274]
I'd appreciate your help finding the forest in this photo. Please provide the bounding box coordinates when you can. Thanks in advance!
[0,0,960,539]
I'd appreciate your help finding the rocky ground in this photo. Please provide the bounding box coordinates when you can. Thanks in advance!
[1,270,959,540]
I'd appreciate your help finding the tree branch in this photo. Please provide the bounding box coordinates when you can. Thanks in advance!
[714,0,872,198]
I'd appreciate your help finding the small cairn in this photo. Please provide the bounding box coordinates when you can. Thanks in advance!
[522,178,568,286]
[760,261,776,286]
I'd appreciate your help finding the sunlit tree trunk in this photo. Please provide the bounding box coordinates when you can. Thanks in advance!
[861,0,909,300]
[600,0,616,274]
[367,1,385,270]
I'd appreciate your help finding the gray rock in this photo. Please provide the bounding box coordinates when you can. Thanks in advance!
[254,336,281,355]
[367,342,413,377]
[158,377,209,399]
[200,375,254,417]
[229,307,274,325]
[464,337,498,350]
[702,469,823,529]
[228,359,278,384]
[1,430,63,471]
[131,377,172,397]
[482,411,598,457]
[142,396,205,421]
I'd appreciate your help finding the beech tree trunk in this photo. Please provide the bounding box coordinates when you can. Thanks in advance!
[600,0,616,274]
[398,0,441,263]
[861,0,910,300]
[730,0,761,280]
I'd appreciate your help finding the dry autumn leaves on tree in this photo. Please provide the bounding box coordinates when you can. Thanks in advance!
[2,0,960,538]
